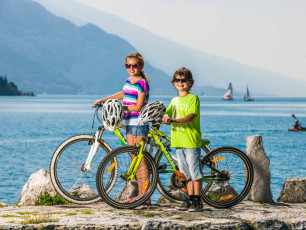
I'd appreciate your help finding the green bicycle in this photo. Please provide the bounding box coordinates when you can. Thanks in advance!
[96,116,254,209]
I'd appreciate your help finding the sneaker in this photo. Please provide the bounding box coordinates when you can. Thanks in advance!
[177,199,191,210]
[188,199,203,212]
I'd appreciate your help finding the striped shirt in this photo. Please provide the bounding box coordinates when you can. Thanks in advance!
[123,77,149,125]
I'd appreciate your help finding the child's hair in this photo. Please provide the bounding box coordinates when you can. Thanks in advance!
[171,67,194,90]
[125,52,150,83]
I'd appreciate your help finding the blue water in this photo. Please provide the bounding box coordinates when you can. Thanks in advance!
[0,95,305,205]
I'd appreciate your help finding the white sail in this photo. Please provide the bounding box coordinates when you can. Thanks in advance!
[222,83,233,100]
[244,85,254,101]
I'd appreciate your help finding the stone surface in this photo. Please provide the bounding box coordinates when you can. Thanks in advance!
[0,201,305,229]
[157,188,188,204]
[246,135,273,202]
[18,169,57,206]
[278,177,306,203]
[69,184,96,199]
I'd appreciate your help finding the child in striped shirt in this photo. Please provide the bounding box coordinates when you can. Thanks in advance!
[93,52,151,204]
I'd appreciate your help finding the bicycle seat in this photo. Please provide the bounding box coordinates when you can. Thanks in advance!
[202,139,210,145]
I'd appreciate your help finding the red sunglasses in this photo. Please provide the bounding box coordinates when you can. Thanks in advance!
[125,63,140,69]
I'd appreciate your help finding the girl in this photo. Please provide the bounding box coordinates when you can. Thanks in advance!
[93,52,151,204]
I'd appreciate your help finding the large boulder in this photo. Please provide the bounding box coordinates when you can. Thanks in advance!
[18,169,57,206]
[115,180,138,202]
[277,177,306,203]
[246,135,273,202]
[69,184,96,199]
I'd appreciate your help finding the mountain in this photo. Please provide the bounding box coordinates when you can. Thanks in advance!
[0,0,175,95]
[33,0,306,97]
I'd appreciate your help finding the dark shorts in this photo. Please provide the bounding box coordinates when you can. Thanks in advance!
[126,125,149,136]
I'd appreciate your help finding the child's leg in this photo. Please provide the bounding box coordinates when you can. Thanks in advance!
[185,148,203,200]
[126,126,150,203]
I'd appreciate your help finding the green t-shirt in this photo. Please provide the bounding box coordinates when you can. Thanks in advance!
[166,93,202,148]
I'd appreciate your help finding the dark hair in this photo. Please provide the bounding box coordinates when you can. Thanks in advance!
[125,52,150,82]
[171,67,194,89]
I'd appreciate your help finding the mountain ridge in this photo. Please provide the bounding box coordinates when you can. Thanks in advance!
[0,0,175,95]
[32,0,306,97]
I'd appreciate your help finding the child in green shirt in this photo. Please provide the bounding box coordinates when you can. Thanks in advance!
[163,67,203,212]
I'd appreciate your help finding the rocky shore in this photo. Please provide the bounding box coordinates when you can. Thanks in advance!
[1,201,305,229]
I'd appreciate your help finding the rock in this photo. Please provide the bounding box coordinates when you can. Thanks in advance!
[115,180,138,202]
[157,188,188,204]
[18,169,57,206]
[246,135,273,202]
[69,184,96,198]
[277,177,306,203]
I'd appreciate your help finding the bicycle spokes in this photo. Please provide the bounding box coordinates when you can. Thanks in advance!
[201,147,253,208]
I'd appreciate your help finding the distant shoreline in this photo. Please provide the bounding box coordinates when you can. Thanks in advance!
[0,76,35,96]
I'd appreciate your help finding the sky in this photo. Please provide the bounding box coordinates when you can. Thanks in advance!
[76,0,306,82]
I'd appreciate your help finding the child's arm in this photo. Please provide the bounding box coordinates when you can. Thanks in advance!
[93,91,124,107]
[170,113,196,124]
[123,91,146,112]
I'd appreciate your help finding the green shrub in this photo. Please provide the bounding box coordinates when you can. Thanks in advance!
[35,192,70,206]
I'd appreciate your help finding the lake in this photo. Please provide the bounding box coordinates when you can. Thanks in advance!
[0,95,305,205]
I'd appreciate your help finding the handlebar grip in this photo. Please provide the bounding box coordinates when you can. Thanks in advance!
[94,102,105,108]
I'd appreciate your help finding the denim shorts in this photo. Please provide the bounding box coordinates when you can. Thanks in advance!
[126,125,149,136]
[176,147,203,181]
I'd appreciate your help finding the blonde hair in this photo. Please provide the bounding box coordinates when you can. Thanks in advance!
[125,52,150,83]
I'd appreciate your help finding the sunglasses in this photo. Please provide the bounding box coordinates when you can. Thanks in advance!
[173,78,187,83]
[125,63,140,69]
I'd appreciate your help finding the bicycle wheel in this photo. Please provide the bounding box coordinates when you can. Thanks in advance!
[154,148,215,203]
[50,134,114,204]
[96,146,157,209]
[201,146,254,208]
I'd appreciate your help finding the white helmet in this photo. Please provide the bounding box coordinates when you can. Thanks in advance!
[138,101,166,123]
[102,99,123,131]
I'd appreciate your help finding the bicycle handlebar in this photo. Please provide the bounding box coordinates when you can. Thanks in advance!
[94,101,105,108]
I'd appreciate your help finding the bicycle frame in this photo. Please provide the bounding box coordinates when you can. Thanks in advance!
[121,124,224,185]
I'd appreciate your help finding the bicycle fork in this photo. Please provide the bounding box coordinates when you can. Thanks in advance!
[82,127,105,172]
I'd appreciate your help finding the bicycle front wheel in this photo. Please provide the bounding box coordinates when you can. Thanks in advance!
[201,146,254,208]
[50,134,113,204]
[96,146,157,209]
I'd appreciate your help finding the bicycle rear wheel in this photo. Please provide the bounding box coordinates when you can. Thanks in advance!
[50,134,114,204]
[96,146,157,209]
[201,146,253,208]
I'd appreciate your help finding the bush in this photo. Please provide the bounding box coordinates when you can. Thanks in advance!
[35,192,70,206]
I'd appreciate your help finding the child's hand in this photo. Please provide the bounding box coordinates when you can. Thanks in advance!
[92,100,102,108]
[162,115,171,124]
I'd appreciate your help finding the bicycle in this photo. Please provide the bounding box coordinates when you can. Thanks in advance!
[49,102,177,204]
[49,103,127,204]
[96,120,254,209]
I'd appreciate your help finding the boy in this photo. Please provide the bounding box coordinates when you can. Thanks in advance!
[162,67,203,212]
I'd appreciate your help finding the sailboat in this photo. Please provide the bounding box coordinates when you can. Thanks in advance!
[244,85,254,101]
[222,83,233,100]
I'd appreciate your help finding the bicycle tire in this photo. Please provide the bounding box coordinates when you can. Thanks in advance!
[154,147,215,203]
[96,146,157,209]
[50,134,114,204]
[201,146,254,208]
